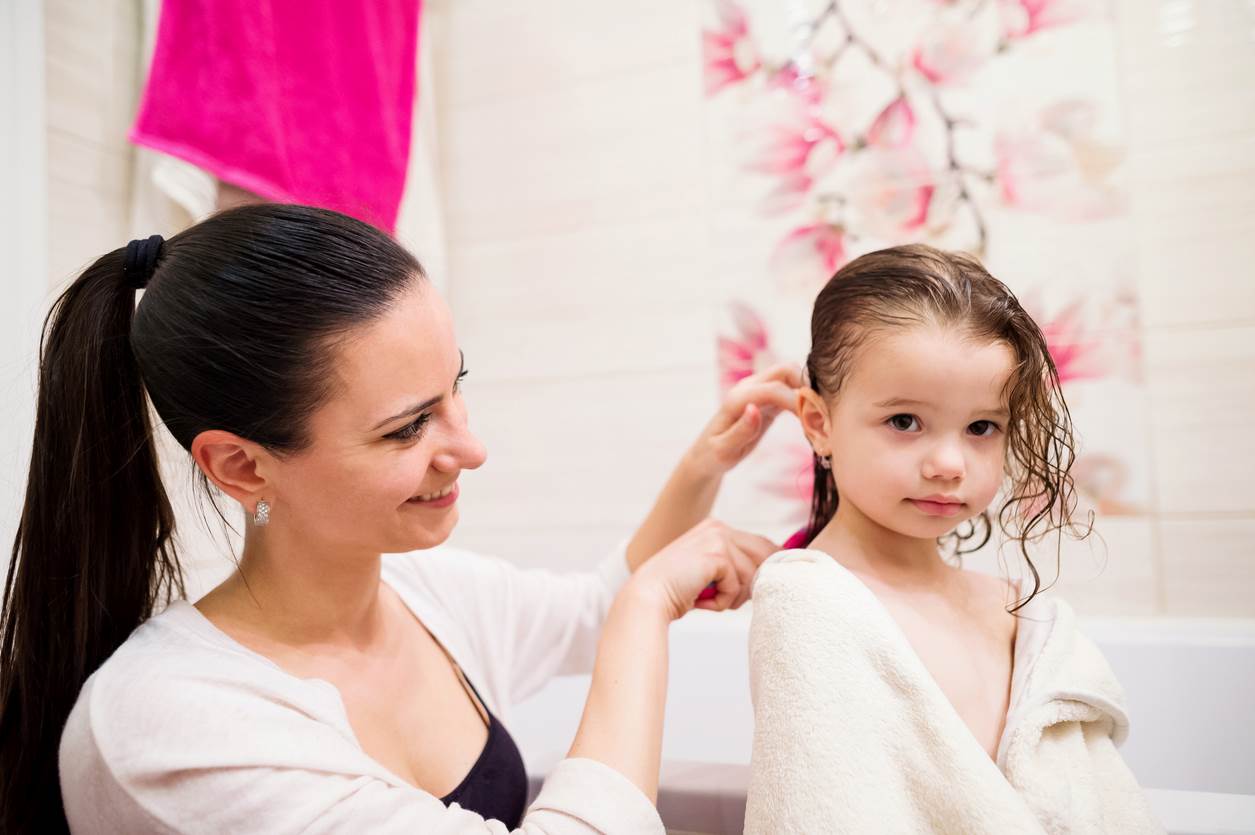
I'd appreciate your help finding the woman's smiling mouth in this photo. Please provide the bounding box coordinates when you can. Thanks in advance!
[407,482,459,508]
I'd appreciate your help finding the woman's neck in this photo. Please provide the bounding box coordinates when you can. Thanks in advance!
[198,523,389,648]
[808,502,951,586]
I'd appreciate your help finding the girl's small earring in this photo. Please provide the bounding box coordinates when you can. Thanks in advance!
[253,500,271,528]
[817,453,832,470]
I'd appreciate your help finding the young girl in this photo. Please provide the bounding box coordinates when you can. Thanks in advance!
[745,245,1161,833]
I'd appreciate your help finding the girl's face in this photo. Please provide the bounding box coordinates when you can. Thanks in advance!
[802,324,1014,540]
[262,283,487,555]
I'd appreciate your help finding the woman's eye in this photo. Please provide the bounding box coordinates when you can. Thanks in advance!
[888,414,919,432]
[969,420,999,437]
[453,369,469,394]
[387,413,432,442]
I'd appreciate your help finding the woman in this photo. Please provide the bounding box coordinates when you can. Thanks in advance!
[0,204,800,833]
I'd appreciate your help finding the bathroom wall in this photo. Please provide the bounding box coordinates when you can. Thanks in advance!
[31,0,1255,618]
[0,0,47,568]
[43,0,142,286]
[434,0,1255,618]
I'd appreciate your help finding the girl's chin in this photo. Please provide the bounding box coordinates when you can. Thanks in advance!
[885,513,974,541]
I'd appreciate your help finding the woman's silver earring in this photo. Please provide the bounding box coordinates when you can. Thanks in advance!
[253,500,271,527]
[817,453,831,470]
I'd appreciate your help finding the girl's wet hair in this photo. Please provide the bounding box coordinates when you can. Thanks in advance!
[801,243,1091,609]
[0,204,423,831]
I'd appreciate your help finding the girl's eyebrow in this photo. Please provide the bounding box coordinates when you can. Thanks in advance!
[875,397,929,409]
[875,396,1010,419]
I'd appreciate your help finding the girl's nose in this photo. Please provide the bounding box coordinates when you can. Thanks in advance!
[922,440,965,481]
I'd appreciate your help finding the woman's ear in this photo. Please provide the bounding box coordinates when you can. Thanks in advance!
[797,388,834,457]
[190,430,273,507]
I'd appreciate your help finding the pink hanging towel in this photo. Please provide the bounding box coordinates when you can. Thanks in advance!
[132,0,421,232]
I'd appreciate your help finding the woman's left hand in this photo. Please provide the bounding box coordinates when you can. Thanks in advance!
[624,363,803,573]
[684,363,804,480]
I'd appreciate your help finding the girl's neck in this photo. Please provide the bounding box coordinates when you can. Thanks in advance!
[198,523,389,648]
[809,501,951,585]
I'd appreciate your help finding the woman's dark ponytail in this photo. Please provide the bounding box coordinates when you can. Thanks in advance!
[0,247,183,832]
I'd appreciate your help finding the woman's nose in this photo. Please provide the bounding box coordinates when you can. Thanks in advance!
[430,412,487,473]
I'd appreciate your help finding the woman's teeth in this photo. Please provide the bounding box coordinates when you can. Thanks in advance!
[412,483,455,502]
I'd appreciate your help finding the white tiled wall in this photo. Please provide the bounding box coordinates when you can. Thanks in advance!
[38,1,1255,616]
[430,0,720,570]
[44,0,141,284]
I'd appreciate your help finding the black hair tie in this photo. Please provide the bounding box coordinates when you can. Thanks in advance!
[123,234,165,289]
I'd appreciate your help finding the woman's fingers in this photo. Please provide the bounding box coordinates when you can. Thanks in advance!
[753,362,804,388]
[728,529,780,567]
[693,550,742,611]
[723,379,800,420]
[697,525,776,610]
[644,519,779,616]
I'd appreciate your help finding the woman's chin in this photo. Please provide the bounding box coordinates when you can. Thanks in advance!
[397,507,459,551]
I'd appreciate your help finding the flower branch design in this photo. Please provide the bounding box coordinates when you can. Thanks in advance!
[704,0,1104,285]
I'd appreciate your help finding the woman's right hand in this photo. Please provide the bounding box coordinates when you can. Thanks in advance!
[625,518,778,622]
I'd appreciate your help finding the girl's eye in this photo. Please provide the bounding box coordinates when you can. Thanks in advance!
[888,414,920,432]
[969,420,999,437]
[387,413,432,442]
[453,368,469,394]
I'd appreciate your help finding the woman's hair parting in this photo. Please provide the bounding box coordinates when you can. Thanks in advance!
[800,243,1090,609]
[0,204,423,831]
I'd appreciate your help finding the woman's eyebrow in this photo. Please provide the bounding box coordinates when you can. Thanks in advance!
[371,394,442,431]
[368,351,465,432]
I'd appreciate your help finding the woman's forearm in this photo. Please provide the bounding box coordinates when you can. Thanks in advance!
[566,586,671,801]
[625,451,721,572]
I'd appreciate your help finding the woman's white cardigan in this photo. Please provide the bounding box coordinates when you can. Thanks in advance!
[59,545,663,834]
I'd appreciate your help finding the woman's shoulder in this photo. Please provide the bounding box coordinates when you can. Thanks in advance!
[78,600,265,697]
[58,606,398,830]
[61,601,351,773]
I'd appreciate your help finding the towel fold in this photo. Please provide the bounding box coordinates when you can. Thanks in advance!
[131,0,421,232]
[745,549,1162,834]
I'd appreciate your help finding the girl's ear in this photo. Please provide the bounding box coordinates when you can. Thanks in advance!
[797,388,834,456]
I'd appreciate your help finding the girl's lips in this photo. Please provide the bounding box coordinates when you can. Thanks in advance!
[909,498,964,517]
[406,483,459,509]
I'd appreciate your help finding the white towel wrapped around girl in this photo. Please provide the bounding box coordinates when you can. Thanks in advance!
[743,245,1161,834]
[747,550,1159,833]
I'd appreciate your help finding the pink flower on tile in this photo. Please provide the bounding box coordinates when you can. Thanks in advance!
[760,172,817,215]
[749,115,844,177]
[717,302,777,391]
[758,440,816,514]
[1035,300,1106,385]
[1071,453,1139,516]
[749,106,845,214]
[704,0,761,96]
[999,0,1086,40]
[771,222,849,288]
[866,96,917,149]
[847,147,936,241]
[911,20,991,84]
[995,112,1123,220]
[768,61,827,106]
